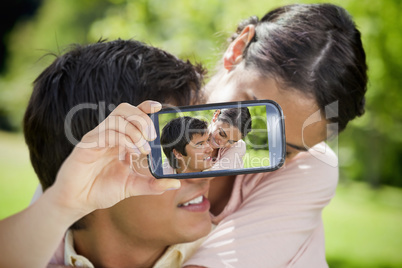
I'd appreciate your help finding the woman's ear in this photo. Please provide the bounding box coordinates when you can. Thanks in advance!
[223,25,256,70]
[212,109,221,123]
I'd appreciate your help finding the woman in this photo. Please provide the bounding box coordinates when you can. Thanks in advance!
[184,3,367,267]
[208,107,251,170]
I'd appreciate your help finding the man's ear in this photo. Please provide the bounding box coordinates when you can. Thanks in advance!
[223,25,256,70]
[173,149,183,160]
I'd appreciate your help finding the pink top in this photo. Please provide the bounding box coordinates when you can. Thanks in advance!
[184,142,338,267]
[209,139,246,171]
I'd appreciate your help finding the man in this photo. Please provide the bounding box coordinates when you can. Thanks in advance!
[161,116,213,174]
[14,39,212,267]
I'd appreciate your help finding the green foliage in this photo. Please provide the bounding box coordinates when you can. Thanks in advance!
[158,110,212,131]
[243,149,269,168]
[335,0,402,187]
[0,0,401,188]
[245,105,268,151]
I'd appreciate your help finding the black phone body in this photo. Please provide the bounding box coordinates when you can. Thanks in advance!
[148,100,286,179]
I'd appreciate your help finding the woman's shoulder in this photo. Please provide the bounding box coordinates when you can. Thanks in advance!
[218,139,246,159]
[240,142,338,197]
[237,139,246,148]
[230,139,246,153]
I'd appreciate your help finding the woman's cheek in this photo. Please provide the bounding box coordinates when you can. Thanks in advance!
[224,144,232,149]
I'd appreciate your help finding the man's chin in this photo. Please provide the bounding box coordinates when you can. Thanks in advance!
[180,222,212,243]
[204,163,214,170]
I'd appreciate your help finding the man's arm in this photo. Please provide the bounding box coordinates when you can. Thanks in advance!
[0,101,181,268]
[0,186,87,268]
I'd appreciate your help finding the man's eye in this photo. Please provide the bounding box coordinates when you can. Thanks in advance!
[228,140,234,145]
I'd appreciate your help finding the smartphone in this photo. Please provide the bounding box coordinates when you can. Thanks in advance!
[148,100,286,179]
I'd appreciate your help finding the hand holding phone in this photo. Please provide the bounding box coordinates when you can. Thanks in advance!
[52,101,181,215]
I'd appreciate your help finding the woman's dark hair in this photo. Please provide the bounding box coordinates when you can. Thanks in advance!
[217,107,252,138]
[230,3,368,133]
[24,39,206,191]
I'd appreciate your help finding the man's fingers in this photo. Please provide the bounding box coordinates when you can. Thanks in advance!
[115,116,151,154]
[84,115,151,155]
[136,100,162,114]
[150,178,181,193]
[104,129,150,155]
[84,101,161,145]
[110,102,160,141]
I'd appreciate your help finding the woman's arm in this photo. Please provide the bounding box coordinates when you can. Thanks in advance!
[184,143,338,267]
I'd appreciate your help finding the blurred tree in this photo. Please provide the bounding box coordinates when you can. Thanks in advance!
[0,0,42,131]
[245,105,268,151]
[0,0,113,129]
[337,0,402,187]
[0,0,42,73]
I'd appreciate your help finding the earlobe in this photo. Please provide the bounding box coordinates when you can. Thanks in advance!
[173,149,183,160]
[223,25,256,70]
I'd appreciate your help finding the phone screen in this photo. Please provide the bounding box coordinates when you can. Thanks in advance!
[148,100,285,179]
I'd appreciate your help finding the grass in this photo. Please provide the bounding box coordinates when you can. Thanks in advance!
[324,181,402,267]
[0,131,401,267]
[0,131,38,219]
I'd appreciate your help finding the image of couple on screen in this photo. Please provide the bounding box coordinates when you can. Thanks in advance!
[161,108,252,174]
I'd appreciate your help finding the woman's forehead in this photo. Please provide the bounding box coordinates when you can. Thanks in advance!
[215,121,242,139]
[215,120,233,130]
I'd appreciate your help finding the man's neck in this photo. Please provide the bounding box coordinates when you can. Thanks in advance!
[208,175,236,216]
[73,220,167,268]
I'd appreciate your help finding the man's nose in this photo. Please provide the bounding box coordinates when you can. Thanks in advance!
[205,142,213,152]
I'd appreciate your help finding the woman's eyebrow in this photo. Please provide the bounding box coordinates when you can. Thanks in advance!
[286,142,308,152]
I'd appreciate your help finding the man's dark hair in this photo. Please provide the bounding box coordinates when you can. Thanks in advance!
[217,108,252,138]
[160,116,208,169]
[24,39,205,191]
